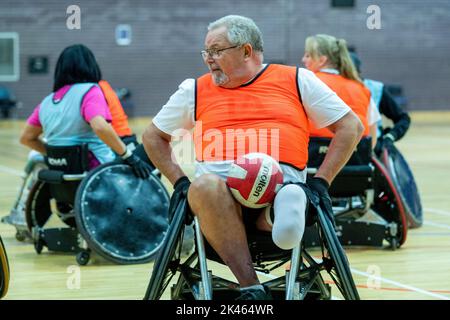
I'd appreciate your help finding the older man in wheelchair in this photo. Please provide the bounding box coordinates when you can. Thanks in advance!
[142,15,363,300]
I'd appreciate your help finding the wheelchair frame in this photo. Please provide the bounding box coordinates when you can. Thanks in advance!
[1,154,46,242]
[144,198,360,300]
[25,164,168,265]
[305,138,408,250]
[25,165,91,264]
[25,143,169,265]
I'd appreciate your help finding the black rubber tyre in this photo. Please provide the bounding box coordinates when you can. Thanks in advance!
[15,231,26,242]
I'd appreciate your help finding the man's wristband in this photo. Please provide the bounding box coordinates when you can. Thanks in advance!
[120,148,132,160]
[174,176,189,189]
[312,176,330,190]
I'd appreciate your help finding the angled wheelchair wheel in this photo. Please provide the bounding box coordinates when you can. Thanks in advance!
[316,206,360,300]
[144,199,186,300]
[25,180,53,232]
[25,178,78,231]
[0,236,10,299]
[382,144,423,228]
[372,156,408,246]
[75,162,170,265]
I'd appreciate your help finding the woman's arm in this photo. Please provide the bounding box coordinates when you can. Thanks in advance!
[89,115,127,156]
[19,124,46,154]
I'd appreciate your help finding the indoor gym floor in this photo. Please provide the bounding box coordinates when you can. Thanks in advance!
[0,111,449,300]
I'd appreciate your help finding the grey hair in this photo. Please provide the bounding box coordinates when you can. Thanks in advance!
[208,15,264,52]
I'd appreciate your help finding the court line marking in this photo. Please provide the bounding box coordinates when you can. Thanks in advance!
[275,258,450,300]
[425,207,450,217]
[350,268,450,300]
[258,267,450,300]
[1,162,449,300]
[351,283,450,294]
[256,271,341,300]
[423,221,450,231]
[0,165,22,177]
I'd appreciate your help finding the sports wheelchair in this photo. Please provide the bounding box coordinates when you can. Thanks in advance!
[304,137,420,250]
[144,192,360,300]
[2,135,140,242]
[24,143,170,265]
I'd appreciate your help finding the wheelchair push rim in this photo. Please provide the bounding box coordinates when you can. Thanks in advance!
[144,198,187,300]
[75,162,170,265]
[25,180,54,232]
[317,205,360,300]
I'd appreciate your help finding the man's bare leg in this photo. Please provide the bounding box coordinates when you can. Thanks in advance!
[187,173,259,287]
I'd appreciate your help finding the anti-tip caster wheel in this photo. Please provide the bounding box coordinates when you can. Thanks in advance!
[76,250,90,266]
[15,231,26,242]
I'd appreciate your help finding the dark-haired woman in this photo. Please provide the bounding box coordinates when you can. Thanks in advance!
[20,44,149,178]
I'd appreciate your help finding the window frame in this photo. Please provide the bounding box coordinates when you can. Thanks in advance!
[331,0,355,8]
[0,32,20,82]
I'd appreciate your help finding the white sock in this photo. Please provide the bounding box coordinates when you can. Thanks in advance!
[240,284,265,292]
[272,184,307,250]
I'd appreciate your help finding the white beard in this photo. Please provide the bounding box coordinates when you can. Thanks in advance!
[211,71,229,86]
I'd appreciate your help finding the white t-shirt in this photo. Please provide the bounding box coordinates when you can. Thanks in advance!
[153,66,351,182]
[368,98,382,125]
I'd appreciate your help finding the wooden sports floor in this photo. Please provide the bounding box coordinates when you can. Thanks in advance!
[1,112,449,300]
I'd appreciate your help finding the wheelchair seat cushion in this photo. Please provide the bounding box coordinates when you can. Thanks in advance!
[203,227,291,265]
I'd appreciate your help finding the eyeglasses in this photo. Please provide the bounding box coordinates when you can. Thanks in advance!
[201,45,239,59]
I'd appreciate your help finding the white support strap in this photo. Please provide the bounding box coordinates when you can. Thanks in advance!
[120,148,132,160]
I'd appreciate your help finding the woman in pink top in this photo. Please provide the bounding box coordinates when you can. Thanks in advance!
[20,44,150,178]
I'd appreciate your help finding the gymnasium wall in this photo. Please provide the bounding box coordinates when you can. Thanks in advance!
[0,0,449,118]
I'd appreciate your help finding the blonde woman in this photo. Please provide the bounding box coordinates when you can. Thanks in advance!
[302,34,380,148]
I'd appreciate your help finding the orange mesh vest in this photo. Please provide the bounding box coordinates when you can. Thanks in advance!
[309,72,371,137]
[194,64,309,170]
[98,80,132,137]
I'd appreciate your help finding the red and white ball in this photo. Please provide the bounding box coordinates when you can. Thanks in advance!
[226,153,284,209]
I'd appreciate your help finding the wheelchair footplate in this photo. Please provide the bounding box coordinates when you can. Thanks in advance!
[33,227,83,253]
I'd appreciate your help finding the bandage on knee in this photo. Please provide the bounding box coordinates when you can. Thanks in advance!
[271,184,307,250]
